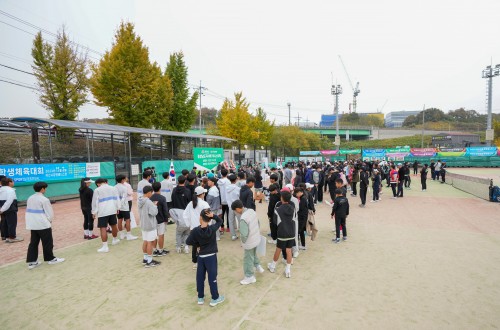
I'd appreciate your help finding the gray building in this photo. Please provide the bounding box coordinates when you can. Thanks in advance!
[385,110,421,128]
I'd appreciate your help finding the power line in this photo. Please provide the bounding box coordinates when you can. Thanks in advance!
[0,51,32,65]
[0,78,36,90]
[0,63,34,75]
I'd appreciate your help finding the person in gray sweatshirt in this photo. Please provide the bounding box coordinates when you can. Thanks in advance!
[206,177,221,241]
[138,186,159,268]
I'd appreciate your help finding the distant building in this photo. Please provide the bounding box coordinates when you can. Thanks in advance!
[385,110,421,128]
[432,133,480,148]
[320,114,341,127]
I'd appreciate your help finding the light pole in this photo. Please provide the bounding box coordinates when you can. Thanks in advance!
[421,105,426,148]
[287,102,291,126]
[331,84,343,150]
[482,64,500,143]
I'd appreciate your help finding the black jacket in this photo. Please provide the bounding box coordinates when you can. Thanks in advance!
[360,171,369,188]
[79,186,93,211]
[273,202,296,240]
[186,214,222,256]
[150,193,169,224]
[171,185,191,210]
[297,195,308,221]
[268,193,281,219]
[240,185,255,210]
[398,167,406,183]
[331,196,349,218]
[306,191,316,212]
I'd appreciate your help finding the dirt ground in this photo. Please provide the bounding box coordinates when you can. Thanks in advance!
[1,177,500,329]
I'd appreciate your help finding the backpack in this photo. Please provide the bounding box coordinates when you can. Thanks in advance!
[313,171,320,184]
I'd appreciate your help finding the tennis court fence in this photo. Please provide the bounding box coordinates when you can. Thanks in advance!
[446,171,491,201]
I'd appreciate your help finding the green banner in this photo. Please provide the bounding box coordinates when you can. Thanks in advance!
[193,148,224,171]
[386,147,410,153]
[339,149,361,155]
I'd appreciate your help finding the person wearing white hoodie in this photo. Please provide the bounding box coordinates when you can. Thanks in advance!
[25,182,65,269]
[91,178,121,253]
[115,175,138,241]
[231,200,265,285]
[183,186,210,268]
[217,168,230,233]
[225,174,241,241]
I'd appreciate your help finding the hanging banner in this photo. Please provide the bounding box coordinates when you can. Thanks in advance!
[498,147,500,157]
[320,150,339,155]
[410,148,437,157]
[385,153,409,160]
[299,151,321,156]
[466,147,498,157]
[193,148,224,171]
[0,162,103,183]
[437,148,466,157]
[339,149,361,155]
[385,147,411,154]
[362,149,386,158]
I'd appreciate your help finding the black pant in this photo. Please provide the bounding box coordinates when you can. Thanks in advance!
[397,182,404,197]
[391,183,397,197]
[335,217,346,239]
[413,168,418,175]
[360,186,367,205]
[26,228,55,262]
[196,254,219,300]
[221,204,228,229]
[386,175,390,186]
[298,219,306,247]
[351,182,358,196]
[1,211,17,239]
[372,185,379,201]
[317,184,324,202]
[435,170,441,181]
[421,178,427,190]
[431,169,436,180]
[0,213,5,238]
[192,244,198,263]
[82,209,94,231]
[312,186,318,203]
[404,176,411,188]
[441,173,446,183]
[270,217,277,240]
[329,191,336,202]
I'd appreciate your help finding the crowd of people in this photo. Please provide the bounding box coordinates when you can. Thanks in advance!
[0,157,447,306]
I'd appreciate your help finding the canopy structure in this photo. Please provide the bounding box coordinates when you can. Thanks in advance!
[11,117,234,142]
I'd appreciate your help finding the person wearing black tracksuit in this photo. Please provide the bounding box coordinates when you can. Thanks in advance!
[359,167,369,207]
[397,164,405,197]
[420,164,428,191]
[331,189,349,243]
[317,169,325,203]
[295,189,308,249]
[267,184,281,242]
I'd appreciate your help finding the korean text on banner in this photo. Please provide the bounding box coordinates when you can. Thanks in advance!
[193,148,224,171]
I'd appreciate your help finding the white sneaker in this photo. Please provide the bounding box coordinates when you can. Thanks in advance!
[267,239,276,244]
[285,270,291,278]
[176,247,181,253]
[192,263,197,270]
[299,245,307,250]
[324,200,332,206]
[370,200,376,203]
[216,237,221,241]
[267,262,276,273]
[126,234,138,240]
[48,257,65,265]
[282,258,294,265]
[255,265,265,274]
[119,231,126,240]
[292,250,299,258]
[231,235,238,241]
[240,276,257,285]
[184,246,189,254]
[112,238,120,245]
[28,261,42,269]
[98,245,109,253]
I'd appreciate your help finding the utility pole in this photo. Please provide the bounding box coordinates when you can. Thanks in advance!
[295,114,301,126]
[331,84,343,150]
[287,102,291,126]
[198,81,206,134]
[482,63,500,144]
[421,104,425,148]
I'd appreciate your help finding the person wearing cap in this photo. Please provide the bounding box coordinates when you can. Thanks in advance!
[371,169,381,203]
[79,177,98,240]
[206,177,222,241]
[91,178,121,253]
[225,174,241,241]
[183,186,210,268]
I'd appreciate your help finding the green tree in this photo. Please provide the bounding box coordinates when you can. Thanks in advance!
[90,22,161,128]
[165,52,198,132]
[151,71,174,131]
[248,107,274,148]
[195,107,218,128]
[32,29,89,121]
[214,92,252,144]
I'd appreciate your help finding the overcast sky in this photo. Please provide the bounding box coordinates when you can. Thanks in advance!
[1,0,499,125]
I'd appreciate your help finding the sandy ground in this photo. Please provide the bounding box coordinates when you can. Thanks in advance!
[1,178,500,329]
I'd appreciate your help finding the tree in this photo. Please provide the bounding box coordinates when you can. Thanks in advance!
[32,29,89,121]
[151,71,174,131]
[248,107,274,148]
[90,22,162,128]
[403,108,446,127]
[195,107,218,128]
[165,52,198,132]
[214,92,252,144]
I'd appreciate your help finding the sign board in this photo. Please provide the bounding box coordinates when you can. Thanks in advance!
[334,136,340,146]
[0,162,102,183]
[193,148,224,171]
[131,164,140,175]
[486,129,494,141]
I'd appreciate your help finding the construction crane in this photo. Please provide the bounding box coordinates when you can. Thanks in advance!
[338,55,360,113]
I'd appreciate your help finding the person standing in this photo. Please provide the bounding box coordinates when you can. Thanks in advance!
[150,182,169,256]
[430,160,436,180]
[413,161,419,176]
[206,177,222,241]
[79,178,98,240]
[397,163,405,198]
[137,170,153,202]
[160,172,174,212]
[183,186,210,268]
[440,162,447,184]
[359,166,369,208]
[91,178,121,253]
[371,169,381,202]
[389,165,399,198]
[225,174,241,241]
[217,168,230,234]
[435,160,442,182]
[284,164,293,185]
[0,177,22,243]
[240,177,256,211]
[331,188,349,244]
[139,185,161,268]
[267,184,281,244]
[351,165,360,197]
[420,164,428,191]
[25,182,65,269]
[232,200,265,285]
[115,175,138,241]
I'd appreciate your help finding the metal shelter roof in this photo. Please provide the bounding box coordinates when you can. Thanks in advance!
[11,117,234,142]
